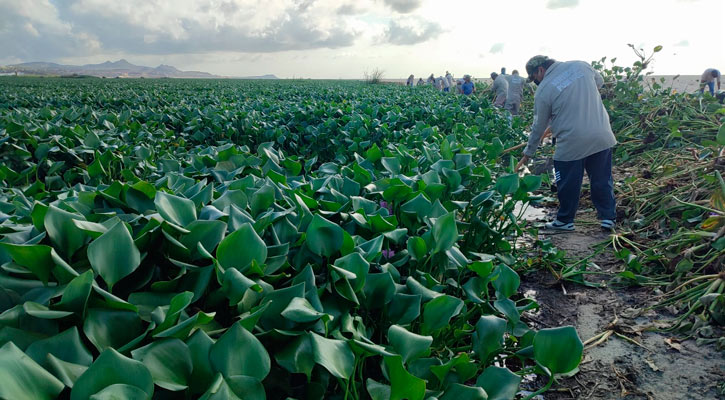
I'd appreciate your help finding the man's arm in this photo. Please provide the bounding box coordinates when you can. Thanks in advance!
[516,95,551,171]
[523,95,552,158]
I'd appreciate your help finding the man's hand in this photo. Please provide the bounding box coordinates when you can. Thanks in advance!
[515,155,530,172]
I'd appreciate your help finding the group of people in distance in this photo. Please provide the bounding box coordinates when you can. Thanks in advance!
[406,72,475,96]
[489,67,528,115]
[405,68,531,115]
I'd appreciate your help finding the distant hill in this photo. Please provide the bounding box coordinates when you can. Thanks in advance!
[0,59,227,79]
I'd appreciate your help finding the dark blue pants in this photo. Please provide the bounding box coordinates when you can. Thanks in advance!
[553,148,616,224]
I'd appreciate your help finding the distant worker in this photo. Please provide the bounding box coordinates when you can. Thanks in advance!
[435,76,444,91]
[445,71,453,91]
[406,74,415,87]
[462,75,475,95]
[515,55,617,232]
[442,74,451,92]
[500,67,506,75]
[417,78,424,86]
[490,72,508,107]
[427,74,435,85]
[504,70,525,115]
[700,68,721,96]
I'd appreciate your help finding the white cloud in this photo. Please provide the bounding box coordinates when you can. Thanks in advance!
[546,0,579,9]
[489,43,505,54]
[383,17,443,45]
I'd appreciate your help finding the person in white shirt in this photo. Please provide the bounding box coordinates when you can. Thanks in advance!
[445,71,453,92]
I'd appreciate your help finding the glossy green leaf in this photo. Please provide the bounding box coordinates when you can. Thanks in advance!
[83,308,145,352]
[306,214,344,257]
[0,342,65,400]
[310,332,355,379]
[44,204,87,258]
[88,221,141,290]
[472,315,507,360]
[492,264,520,299]
[440,384,488,400]
[71,348,154,400]
[25,327,93,370]
[495,174,519,195]
[131,338,193,391]
[388,325,432,364]
[384,355,425,400]
[476,366,521,400]
[533,326,583,375]
[209,322,270,380]
[421,294,464,333]
[216,223,267,272]
[89,384,149,400]
[433,211,458,253]
[155,191,197,227]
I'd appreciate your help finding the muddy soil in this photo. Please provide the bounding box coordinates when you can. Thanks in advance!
[518,198,725,400]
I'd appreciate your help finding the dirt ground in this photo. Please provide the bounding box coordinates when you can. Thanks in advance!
[518,193,725,399]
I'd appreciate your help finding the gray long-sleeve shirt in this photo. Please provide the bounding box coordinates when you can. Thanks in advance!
[505,74,526,105]
[492,75,509,96]
[524,61,616,162]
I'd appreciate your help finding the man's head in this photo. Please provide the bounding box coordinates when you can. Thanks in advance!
[512,70,519,76]
[490,72,498,80]
[464,74,471,82]
[526,55,556,85]
[501,67,506,75]
[712,70,720,78]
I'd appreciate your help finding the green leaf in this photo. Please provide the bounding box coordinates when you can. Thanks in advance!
[717,123,725,146]
[216,223,267,272]
[495,174,519,195]
[155,191,197,227]
[180,220,226,259]
[439,384,488,400]
[388,293,422,325]
[433,211,458,253]
[476,366,521,400]
[71,348,154,400]
[0,243,55,284]
[89,384,148,400]
[281,297,330,323]
[306,214,344,257]
[309,332,355,379]
[388,325,432,364]
[492,264,520,299]
[533,326,583,375]
[421,295,464,334]
[366,378,392,400]
[275,334,315,379]
[362,272,396,309]
[407,236,428,261]
[83,308,145,352]
[384,355,425,400]
[88,221,141,290]
[209,322,270,380]
[472,315,507,360]
[333,252,369,291]
[0,342,65,400]
[44,204,87,258]
[250,184,276,216]
[131,338,193,391]
[25,327,93,370]
[186,330,216,394]
[46,355,88,389]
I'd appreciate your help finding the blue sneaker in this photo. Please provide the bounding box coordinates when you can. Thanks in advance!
[600,219,615,231]
[544,220,574,231]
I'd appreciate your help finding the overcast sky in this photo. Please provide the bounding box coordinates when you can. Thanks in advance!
[0,0,722,78]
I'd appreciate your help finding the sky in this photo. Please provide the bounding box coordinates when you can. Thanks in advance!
[0,0,723,78]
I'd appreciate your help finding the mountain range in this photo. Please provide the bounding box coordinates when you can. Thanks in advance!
[0,59,278,79]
